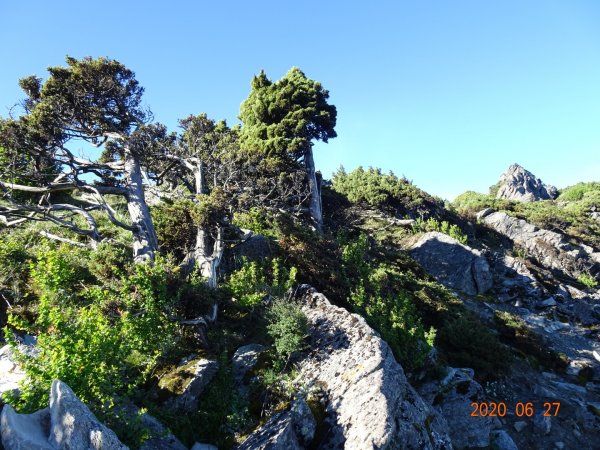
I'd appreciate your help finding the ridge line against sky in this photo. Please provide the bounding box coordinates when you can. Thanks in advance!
[1,0,599,200]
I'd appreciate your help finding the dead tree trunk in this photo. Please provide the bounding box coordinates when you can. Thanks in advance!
[304,147,323,232]
[124,148,158,263]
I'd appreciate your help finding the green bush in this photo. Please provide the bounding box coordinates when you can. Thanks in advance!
[226,257,297,307]
[412,217,468,244]
[331,166,438,213]
[232,207,277,237]
[3,246,178,419]
[340,235,435,371]
[578,272,598,289]
[558,182,600,202]
[267,299,309,362]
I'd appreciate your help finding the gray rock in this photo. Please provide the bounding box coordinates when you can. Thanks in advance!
[49,380,128,449]
[490,429,518,450]
[422,367,493,449]
[0,345,25,398]
[191,443,218,450]
[481,211,600,279]
[513,421,527,432]
[290,397,316,446]
[295,285,452,449]
[532,413,551,435]
[476,207,495,220]
[236,410,301,450]
[160,357,219,412]
[539,297,557,307]
[495,164,558,202]
[554,442,565,449]
[1,405,54,450]
[232,344,265,384]
[409,231,493,295]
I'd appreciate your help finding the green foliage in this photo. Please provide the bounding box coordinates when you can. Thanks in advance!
[558,182,600,202]
[437,315,512,380]
[0,232,30,304]
[239,67,337,161]
[3,245,178,420]
[159,353,248,448]
[339,235,435,371]
[494,311,567,370]
[232,207,277,237]
[227,257,297,307]
[412,217,468,244]
[331,166,436,213]
[152,199,198,259]
[267,299,309,361]
[577,272,598,289]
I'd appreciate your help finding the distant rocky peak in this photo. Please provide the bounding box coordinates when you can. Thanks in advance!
[495,163,558,202]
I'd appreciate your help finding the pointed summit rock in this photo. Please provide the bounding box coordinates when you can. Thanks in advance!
[495,163,558,202]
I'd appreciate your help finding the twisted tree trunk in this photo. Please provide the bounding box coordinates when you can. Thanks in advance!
[124,148,158,263]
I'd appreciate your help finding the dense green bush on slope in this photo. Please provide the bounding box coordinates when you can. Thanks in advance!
[3,245,180,415]
[331,166,442,214]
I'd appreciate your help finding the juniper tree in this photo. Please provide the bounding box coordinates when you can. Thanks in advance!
[0,56,162,262]
[239,68,337,231]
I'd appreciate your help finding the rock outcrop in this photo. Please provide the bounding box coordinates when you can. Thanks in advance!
[480,211,600,279]
[495,164,558,202]
[419,368,495,448]
[294,285,452,449]
[1,380,127,450]
[237,398,315,450]
[156,356,218,412]
[409,231,493,295]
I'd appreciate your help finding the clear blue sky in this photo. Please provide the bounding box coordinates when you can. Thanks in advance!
[1,1,599,200]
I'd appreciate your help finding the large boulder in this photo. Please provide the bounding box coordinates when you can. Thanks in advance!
[2,380,128,450]
[495,163,558,202]
[409,231,493,295]
[293,285,453,449]
[1,405,54,450]
[48,380,128,449]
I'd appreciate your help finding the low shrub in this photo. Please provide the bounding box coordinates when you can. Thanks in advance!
[226,257,297,307]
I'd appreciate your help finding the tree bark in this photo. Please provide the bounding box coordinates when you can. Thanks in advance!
[123,148,158,263]
[304,147,323,231]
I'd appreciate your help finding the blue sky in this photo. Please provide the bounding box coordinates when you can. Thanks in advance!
[1,1,599,200]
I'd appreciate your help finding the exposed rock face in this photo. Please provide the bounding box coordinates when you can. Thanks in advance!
[419,368,494,449]
[481,211,600,279]
[237,410,302,450]
[495,164,558,202]
[1,379,127,450]
[158,356,219,412]
[48,380,128,449]
[232,344,265,384]
[1,406,54,450]
[237,397,315,450]
[409,231,493,295]
[294,285,452,449]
